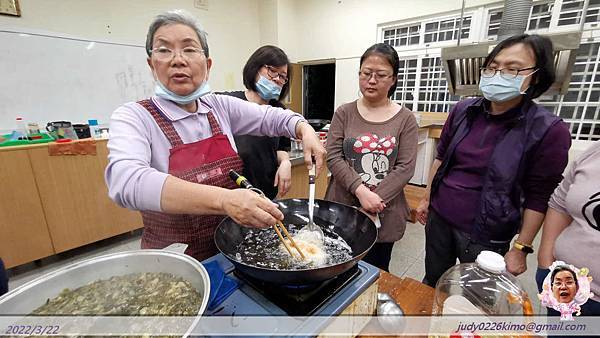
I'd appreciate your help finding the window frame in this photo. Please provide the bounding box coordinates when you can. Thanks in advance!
[377,0,600,140]
[379,11,477,52]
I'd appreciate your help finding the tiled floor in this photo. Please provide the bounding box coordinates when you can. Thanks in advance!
[6,223,543,313]
[7,230,143,291]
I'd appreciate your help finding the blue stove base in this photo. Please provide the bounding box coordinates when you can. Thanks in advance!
[200,254,379,337]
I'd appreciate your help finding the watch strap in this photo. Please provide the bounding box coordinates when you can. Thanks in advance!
[514,241,534,254]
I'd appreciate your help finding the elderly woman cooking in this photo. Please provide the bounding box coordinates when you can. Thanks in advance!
[105,10,325,261]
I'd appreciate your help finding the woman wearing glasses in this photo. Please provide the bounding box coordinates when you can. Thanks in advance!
[416,34,571,287]
[219,46,293,199]
[105,10,325,261]
[325,43,418,271]
[551,266,579,304]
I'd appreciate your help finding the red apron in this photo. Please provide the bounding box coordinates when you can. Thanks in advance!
[137,99,243,261]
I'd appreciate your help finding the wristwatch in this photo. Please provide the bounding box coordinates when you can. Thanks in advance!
[513,240,534,254]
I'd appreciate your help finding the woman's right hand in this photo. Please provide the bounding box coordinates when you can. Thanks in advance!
[416,198,429,225]
[355,185,385,214]
[221,189,283,228]
[295,121,327,176]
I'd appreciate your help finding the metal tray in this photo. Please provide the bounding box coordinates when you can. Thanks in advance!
[0,248,210,320]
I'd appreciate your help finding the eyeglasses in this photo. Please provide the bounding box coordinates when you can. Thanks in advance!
[480,66,537,80]
[553,280,576,288]
[265,65,288,84]
[151,46,205,61]
[358,70,394,81]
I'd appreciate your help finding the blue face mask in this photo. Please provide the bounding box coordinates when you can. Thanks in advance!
[255,75,282,101]
[479,72,535,102]
[154,77,211,105]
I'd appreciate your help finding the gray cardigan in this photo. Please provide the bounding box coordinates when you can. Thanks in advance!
[551,141,600,302]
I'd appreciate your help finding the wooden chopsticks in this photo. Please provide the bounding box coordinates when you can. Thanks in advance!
[273,220,306,260]
[226,171,306,260]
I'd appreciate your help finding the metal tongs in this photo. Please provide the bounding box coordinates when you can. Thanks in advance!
[299,160,325,243]
[228,170,305,259]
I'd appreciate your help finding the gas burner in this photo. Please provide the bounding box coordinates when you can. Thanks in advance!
[203,253,379,323]
[234,266,360,315]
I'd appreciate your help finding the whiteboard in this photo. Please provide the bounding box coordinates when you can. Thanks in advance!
[0,29,154,131]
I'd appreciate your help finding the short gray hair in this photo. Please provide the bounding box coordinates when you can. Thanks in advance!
[145,10,209,57]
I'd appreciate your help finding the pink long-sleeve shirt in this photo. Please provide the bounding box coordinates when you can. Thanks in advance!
[105,94,303,212]
[550,141,600,302]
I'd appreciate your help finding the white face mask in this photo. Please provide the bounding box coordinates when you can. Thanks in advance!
[479,70,537,102]
[255,75,282,101]
[153,71,211,105]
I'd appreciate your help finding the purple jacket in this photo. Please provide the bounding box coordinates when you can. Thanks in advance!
[431,98,571,244]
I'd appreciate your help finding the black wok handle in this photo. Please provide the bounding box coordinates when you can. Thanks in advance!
[229,170,267,198]
[229,170,254,190]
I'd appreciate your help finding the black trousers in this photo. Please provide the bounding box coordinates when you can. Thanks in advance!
[423,209,510,287]
[362,242,395,272]
[0,258,7,296]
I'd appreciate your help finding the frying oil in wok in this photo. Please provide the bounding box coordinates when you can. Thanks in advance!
[233,223,353,270]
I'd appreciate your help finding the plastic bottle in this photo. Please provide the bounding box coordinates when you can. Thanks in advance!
[15,117,28,139]
[27,122,40,135]
[433,251,532,315]
[88,119,101,139]
[429,251,533,337]
[100,129,109,139]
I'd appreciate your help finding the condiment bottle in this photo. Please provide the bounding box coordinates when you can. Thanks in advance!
[15,117,28,139]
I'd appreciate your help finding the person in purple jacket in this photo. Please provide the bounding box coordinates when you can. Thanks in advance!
[105,10,325,261]
[416,34,571,287]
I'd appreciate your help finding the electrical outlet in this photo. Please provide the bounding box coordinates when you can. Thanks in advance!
[194,0,208,10]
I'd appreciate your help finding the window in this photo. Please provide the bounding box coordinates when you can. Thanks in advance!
[538,42,600,140]
[381,14,472,48]
[424,16,471,43]
[487,1,553,38]
[394,58,418,110]
[587,0,600,24]
[383,24,421,47]
[487,9,503,38]
[558,0,600,26]
[380,0,600,139]
[417,57,461,112]
[528,1,553,30]
[393,56,460,112]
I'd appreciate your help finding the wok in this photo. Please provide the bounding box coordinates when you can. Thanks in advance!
[214,199,377,285]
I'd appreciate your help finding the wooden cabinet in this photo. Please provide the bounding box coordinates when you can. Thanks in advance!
[409,128,437,186]
[28,141,142,253]
[0,149,54,268]
[282,163,329,200]
[0,140,142,268]
[287,63,303,114]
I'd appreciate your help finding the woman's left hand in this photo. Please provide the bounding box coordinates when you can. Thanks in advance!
[296,121,327,176]
[274,159,292,196]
